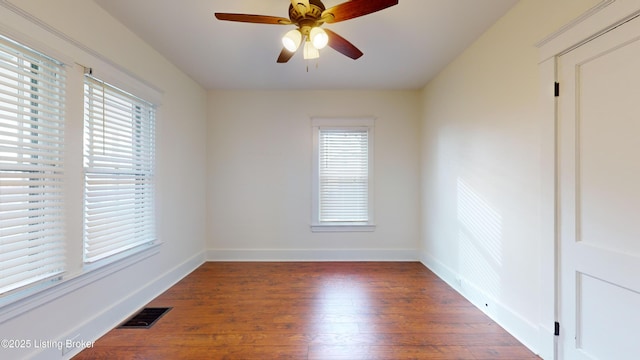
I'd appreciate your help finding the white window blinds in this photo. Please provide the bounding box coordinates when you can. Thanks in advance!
[0,35,66,295]
[83,76,156,263]
[318,128,369,223]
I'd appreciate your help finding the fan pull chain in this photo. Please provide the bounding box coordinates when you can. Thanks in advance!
[305,58,319,72]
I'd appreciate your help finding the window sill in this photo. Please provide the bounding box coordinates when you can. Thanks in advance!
[0,242,161,324]
[311,224,376,233]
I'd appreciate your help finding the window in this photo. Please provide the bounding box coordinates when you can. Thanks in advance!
[0,30,161,315]
[0,35,66,295]
[311,118,375,232]
[83,75,156,263]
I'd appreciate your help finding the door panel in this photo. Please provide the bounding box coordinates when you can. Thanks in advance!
[577,36,640,255]
[558,15,640,360]
[578,273,640,359]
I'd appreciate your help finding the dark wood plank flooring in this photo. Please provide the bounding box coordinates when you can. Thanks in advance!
[73,262,540,359]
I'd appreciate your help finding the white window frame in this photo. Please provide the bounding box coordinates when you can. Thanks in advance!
[0,33,67,297]
[311,117,375,232]
[83,74,157,264]
[0,22,162,319]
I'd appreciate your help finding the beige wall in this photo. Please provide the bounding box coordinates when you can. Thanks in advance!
[419,0,600,355]
[207,90,421,260]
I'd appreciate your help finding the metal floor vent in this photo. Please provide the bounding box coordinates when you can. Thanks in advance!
[119,307,172,329]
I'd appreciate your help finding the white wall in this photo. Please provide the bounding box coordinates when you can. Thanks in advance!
[207,90,421,260]
[0,1,207,359]
[418,0,600,357]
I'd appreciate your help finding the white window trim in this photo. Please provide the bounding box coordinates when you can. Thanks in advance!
[0,242,160,324]
[311,117,375,232]
[82,74,157,264]
[0,33,67,297]
[0,19,163,321]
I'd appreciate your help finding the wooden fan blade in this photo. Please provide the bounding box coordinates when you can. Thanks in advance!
[290,0,310,15]
[322,0,398,23]
[324,29,363,60]
[277,47,296,63]
[214,13,292,25]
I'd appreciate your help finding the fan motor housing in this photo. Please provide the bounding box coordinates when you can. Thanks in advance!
[289,0,326,23]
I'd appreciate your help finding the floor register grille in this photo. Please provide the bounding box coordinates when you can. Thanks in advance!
[118,307,172,329]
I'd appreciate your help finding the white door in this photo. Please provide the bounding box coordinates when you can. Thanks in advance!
[557,15,640,360]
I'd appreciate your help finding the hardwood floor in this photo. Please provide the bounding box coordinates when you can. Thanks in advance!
[73,262,540,359]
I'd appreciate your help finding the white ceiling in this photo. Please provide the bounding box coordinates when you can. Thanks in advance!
[94,0,519,90]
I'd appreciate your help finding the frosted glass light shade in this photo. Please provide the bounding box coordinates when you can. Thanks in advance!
[282,29,302,52]
[310,27,328,49]
[303,41,319,59]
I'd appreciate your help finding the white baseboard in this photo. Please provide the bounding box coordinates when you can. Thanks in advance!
[420,251,543,358]
[206,248,419,262]
[538,324,556,360]
[29,251,205,360]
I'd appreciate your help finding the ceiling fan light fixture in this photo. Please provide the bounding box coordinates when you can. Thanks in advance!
[282,29,302,52]
[310,27,329,49]
[303,41,320,59]
[215,0,400,64]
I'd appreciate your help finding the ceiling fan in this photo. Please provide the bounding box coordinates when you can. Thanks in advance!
[214,0,398,63]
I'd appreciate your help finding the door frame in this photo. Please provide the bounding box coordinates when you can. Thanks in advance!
[537,1,640,359]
